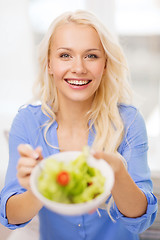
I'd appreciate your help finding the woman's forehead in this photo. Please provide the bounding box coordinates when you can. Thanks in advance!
[50,23,103,50]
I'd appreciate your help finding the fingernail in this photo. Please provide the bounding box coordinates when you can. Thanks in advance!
[33,152,39,160]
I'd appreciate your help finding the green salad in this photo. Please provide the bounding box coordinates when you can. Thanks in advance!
[38,152,105,204]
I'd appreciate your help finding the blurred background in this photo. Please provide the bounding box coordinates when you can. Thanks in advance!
[0,0,159,239]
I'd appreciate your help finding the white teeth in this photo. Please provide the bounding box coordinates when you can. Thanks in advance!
[66,80,90,86]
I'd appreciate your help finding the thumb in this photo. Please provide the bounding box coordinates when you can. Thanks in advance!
[35,146,43,160]
[93,151,106,160]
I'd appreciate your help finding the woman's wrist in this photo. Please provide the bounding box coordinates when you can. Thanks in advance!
[27,190,43,209]
[6,190,43,225]
[113,156,126,179]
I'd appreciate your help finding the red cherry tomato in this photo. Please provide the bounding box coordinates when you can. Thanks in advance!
[56,171,70,186]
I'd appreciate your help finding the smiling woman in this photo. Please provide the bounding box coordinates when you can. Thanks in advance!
[47,23,106,105]
[35,10,132,153]
[0,9,157,240]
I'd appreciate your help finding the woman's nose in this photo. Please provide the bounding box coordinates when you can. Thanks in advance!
[71,57,87,74]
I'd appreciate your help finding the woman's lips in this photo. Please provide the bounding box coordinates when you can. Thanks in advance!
[64,79,92,86]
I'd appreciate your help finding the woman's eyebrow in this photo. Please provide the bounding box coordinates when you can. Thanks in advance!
[57,47,72,51]
[86,48,101,52]
[57,47,101,52]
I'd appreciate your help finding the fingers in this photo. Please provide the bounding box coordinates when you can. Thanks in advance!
[17,157,37,172]
[93,151,110,161]
[18,144,40,159]
[17,144,43,190]
[17,156,38,189]
[93,151,102,159]
[93,151,124,174]
[88,209,96,214]
[17,166,34,178]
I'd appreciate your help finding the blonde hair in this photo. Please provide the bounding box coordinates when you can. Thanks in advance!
[34,9,132,153]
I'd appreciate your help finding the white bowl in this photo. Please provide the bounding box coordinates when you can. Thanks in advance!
[30,151,114,216]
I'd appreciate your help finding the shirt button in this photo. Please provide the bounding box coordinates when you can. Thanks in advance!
[78,224,81,227]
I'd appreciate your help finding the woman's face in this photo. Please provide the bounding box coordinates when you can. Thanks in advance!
[48,23,106,105]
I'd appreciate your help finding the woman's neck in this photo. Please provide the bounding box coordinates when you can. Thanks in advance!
[56,99,92,131]
[55,99,92,151]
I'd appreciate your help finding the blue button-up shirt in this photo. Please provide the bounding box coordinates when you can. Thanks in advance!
[0,104,157,240]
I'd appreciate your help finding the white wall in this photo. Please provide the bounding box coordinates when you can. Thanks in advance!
[0,0,36,190]
[0,0,36,115]
[85,0,115,33]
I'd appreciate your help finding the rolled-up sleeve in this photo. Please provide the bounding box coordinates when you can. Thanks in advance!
[112,191,157,233]
[114,105,158,233]
[0,108,31,229]
[0,180,30,230]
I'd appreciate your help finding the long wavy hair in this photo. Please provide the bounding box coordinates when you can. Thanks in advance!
[34,10,132,152]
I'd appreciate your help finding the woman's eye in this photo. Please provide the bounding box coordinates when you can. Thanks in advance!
[87,54,98,59]
[60,53,70,58]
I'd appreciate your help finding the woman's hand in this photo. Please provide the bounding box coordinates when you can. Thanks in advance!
[93,151,147,218]
[93,151,124,176]
[87,151,124,215]
[6,144,44,225]
[17,144,43,191]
